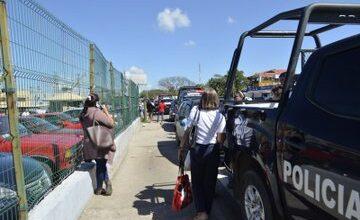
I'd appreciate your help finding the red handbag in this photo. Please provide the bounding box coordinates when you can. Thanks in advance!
[172,170,193,211]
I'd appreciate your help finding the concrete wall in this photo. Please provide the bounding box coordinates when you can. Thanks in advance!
[28,118,141,220]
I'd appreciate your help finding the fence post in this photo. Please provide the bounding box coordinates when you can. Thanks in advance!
[0,1,28,219]
[89,43,95,93]
[109,62,115,115]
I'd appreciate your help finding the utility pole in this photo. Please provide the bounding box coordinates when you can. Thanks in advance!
[198,63,202,84]
[0,1,28,219]
[89,44,95,93]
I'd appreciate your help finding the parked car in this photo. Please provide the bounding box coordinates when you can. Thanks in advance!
[174,98,200,144]
[63,108,82,119]
[162,98,173,115]
[0,153,52,219]
[0,116,83,175]
[223,4,360,220]
[19,116,83,136]
[33,113,82,129]
[177,86,203,104]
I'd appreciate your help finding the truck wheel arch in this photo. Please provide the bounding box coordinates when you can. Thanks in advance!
[234,152,281,219]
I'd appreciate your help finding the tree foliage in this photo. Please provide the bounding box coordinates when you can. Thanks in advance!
[158,76,196,93]
[140,89,176,99]
[207,75,227,97]
[206,70,249,97]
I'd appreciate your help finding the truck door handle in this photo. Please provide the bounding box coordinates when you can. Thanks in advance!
[284,137,306,150]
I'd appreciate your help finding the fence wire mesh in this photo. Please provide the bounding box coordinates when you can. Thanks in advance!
[0,0,139,217]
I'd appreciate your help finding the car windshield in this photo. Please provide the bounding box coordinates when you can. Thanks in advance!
[0,117,30,137]
[59,113,79,123]
[21,117,60,133]
[65,109,81,118]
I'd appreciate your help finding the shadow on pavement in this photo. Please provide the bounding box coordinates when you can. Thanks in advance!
[133,183,194,220]
[161,122,175,132]
[157,140,179,166]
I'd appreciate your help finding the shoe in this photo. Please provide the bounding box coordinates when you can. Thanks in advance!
[194,212,208,220]
[94,188,104,195]
[104,180,112,196]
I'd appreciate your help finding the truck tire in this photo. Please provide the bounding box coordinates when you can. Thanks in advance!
[237,170,273,220]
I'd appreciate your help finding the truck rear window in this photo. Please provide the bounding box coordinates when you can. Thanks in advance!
[312,47,360,119]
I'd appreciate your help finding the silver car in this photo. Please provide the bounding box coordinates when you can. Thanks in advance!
[174,99,200,144]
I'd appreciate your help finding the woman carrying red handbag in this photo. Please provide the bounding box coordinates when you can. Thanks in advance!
[178,88,226,220]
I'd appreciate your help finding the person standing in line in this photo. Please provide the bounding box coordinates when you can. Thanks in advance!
[234,91,245,104]
[146,99,154,121]
[157,99,166,123]
[80,93,115,196]
[179,88,226,220]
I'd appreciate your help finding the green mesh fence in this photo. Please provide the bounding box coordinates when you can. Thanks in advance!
[0,0,139,216]
[93,44,139,133]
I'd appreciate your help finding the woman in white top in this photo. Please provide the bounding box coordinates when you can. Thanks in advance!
[180,88,226,220]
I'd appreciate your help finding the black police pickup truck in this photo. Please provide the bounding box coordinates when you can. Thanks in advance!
[223,4,360,220]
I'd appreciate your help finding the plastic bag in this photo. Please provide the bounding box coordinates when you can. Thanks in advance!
[184,151,191,171]
[172,173,192,211]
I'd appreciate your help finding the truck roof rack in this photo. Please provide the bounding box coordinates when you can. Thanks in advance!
[225,3,360,101]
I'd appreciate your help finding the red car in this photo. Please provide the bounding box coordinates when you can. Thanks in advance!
[34,112,82,129]
[20,116,83,136]
[0,116,83,174]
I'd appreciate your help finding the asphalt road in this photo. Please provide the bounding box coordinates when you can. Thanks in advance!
[79,118,241,220]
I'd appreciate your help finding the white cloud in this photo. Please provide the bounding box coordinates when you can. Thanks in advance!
[227,16,236,24]
[184,40,196,47]
[125,66,147,85]
[157,8,191,32]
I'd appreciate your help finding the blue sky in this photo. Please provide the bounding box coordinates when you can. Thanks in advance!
[36,0,360,89]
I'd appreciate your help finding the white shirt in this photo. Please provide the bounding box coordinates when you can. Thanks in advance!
[187,106,226,145]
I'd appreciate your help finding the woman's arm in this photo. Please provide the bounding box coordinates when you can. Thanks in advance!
[217,133,226,144]
[97,106,115,128]
[216,114,227,144]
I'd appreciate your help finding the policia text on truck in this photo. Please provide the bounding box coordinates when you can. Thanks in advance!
[223,3,360,220]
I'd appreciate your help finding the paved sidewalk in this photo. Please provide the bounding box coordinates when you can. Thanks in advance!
[79,120,240,220]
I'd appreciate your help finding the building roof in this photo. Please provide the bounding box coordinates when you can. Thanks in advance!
[45,92,84,101]
[251,69,287,78]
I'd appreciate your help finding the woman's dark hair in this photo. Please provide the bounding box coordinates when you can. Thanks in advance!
[79,93,100,121]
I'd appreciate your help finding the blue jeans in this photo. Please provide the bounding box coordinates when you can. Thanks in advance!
[95,159,109,189]
[190,144,220,214]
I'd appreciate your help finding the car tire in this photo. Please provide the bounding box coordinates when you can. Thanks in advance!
[237,169,273,220]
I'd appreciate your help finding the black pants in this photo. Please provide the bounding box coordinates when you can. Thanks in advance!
[190,143,220,214]
[95,159,109,189]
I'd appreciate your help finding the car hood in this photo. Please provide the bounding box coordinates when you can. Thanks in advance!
[21,133,82,148]
[51,128,83,136]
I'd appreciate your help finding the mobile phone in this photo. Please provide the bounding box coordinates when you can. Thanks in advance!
[96,102,103,110]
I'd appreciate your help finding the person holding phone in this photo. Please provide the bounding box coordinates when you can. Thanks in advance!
[80,93,115,196]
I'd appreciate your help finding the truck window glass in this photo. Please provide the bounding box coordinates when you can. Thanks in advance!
[312,47,360,119]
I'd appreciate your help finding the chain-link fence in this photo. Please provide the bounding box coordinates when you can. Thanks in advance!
[0,0,139,218]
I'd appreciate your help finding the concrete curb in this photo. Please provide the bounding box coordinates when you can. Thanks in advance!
[28,118,141,220]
